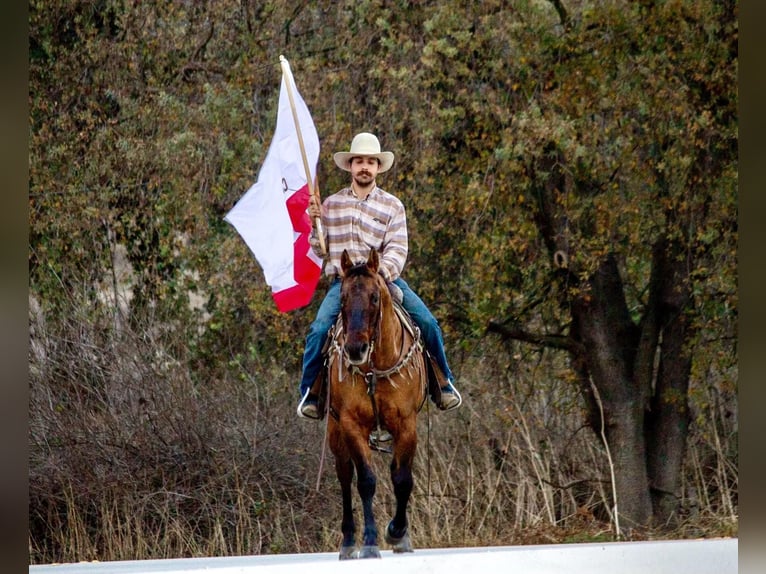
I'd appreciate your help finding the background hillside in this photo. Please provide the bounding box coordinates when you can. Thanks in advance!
[29,0,737,563]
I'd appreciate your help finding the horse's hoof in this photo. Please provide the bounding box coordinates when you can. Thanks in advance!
[390,532,413,553]
[339,545,358,560]
[385,522,414,553]
[357,545,381,559]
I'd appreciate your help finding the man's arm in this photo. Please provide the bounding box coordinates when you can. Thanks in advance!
[377,201,408,282]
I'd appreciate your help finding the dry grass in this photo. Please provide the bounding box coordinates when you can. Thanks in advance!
[28,301,737,564]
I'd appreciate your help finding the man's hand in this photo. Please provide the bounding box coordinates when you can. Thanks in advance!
[308,194,321,219]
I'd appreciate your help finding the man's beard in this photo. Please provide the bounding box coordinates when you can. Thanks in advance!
[353,171,374,186]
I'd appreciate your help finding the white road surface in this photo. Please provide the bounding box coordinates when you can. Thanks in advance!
[29,538,737,574]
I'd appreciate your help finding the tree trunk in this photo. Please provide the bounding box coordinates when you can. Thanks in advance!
[605,401,654,529]
[645,309,691,524]
[570,255,653,528]
[525,146,694,530]
[644,239,693,525]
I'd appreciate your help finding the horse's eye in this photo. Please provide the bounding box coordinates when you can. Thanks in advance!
[371,293,379,305]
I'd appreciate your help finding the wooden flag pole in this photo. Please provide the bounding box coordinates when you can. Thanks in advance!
[279,55,327,257]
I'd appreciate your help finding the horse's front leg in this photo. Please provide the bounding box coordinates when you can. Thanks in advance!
[385,420,416,553]
[336,456,357,560]
[355,457,381,558]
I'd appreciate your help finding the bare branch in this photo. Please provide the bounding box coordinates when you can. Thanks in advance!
[486,320,582,354]
[548,0,570,28]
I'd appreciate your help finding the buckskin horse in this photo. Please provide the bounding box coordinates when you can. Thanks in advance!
[325,248,428,560]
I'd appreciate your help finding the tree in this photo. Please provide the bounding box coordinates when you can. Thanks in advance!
[486,0,737,528]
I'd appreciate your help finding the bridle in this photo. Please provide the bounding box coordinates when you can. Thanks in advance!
[334,276,423,384]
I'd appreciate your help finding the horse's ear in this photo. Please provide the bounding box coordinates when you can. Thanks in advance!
[367,248,379,273]
[341,249,353,275]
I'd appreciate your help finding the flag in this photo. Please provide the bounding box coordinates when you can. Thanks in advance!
[224,59,323,312]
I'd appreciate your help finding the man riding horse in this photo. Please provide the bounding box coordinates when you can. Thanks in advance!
[297,132,462,419]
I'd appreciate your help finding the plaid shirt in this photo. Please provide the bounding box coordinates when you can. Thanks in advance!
[310,186,408,282]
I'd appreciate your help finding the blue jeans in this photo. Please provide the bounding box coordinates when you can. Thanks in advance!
[299,277,454,397]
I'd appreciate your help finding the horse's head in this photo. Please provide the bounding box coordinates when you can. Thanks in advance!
[340,248,387,366]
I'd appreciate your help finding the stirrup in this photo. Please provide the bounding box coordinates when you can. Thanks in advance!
[297,391,321,420]
[369,428,393,453]
[438,384,462,412]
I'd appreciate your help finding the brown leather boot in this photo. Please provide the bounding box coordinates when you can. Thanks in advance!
[426,354,462,411]
[297,367,327,420]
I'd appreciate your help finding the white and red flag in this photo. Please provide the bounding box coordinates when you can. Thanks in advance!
[225,58,323,312]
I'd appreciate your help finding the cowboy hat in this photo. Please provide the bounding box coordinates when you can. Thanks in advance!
[333,132,395,173]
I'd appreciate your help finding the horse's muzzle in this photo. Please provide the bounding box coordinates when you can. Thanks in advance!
[345,341,370,365]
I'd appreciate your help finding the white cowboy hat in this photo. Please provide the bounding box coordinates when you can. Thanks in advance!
[333,132,395,173]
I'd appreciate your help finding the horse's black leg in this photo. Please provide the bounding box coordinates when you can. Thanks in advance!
[356,461,381,559]
[385,461,414,553]
[336,457,357,560]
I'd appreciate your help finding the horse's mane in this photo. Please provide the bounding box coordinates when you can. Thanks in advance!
[344,261,376,279]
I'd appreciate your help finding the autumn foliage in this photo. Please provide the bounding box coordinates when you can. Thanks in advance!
[29,0,737,563]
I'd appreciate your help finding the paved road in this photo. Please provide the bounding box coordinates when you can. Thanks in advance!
[30,538,737,574]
